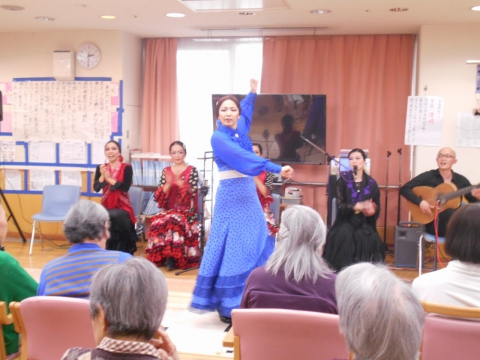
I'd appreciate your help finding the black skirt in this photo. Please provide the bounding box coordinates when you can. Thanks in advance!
[323,213,385,272]
[106,209,138,255]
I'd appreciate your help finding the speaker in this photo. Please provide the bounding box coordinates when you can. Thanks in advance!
[394,222,424,268]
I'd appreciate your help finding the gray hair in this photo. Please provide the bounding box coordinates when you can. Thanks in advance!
[63,200,109,244]
[266,205,332,283]
[90,257,168,341]
[336,263,424,360]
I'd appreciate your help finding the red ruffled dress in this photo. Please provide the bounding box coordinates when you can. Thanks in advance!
[256,171,278,237]
[145,166,200,269]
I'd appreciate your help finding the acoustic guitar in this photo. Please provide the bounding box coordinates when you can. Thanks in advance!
[406,182,480,224]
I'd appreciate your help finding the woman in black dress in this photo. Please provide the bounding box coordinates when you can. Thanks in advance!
[323,148,385,271]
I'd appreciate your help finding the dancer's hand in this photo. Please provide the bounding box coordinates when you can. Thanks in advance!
[163,172,173,193]
[250,79,259,93]
[280,166,293,179]
[99,164,108,181]
[361,199,376,217]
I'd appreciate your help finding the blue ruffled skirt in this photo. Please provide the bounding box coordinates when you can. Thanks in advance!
[190,176,274,317]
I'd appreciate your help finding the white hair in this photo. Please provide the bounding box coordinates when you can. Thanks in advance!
[336,263,424,360]
[90,257,168,341]
[266,205,332,283]
[63,200,108,244]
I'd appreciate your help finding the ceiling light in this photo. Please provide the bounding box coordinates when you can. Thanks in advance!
[1,5,24,11]
[35,16,55,21]
[311,9,331,14]
[200,27,328,32]
[389,8,408,12]
[466,60,480,64]
[239,12,255,15]
[166,13,185,18]
[472,6,480,11]
[100,15,116,19]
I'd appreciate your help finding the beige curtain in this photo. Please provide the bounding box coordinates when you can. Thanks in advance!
[261,35,416,228]
[141,38,179,154]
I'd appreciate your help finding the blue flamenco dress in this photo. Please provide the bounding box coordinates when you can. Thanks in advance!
[190,92,282,318]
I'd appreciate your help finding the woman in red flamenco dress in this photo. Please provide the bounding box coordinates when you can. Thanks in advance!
[252,143,278,238]
[145,141,200,271]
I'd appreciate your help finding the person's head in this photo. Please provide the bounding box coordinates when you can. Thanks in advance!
[169,141,187,165]
[63,200,109,246]
[266,205,332,283]
[216,95,241,129]
[89,257,168,343]
[436,147,457,170]
[445,204,480,264]
[252,143,263,157]
[104,140,122,164]
[336,263,424,360]
[348,148,367,172]
[281,115,294,131]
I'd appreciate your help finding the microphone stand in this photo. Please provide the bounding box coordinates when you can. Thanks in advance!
[396,148,403,225]
[300,135,335,165]
[175,151,213,276]
[383,151,392,251]
[300,135,347,230]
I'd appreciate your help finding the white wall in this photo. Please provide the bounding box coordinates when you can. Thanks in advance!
[0,30,142,160]
[416,24,480,183]
[121,32,143,159]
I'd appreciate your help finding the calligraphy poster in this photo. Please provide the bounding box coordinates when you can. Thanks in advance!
[11,81,112,142]
[404,96,443,146]
[457,111,480,147]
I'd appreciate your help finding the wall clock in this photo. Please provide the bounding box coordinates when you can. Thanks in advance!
[77,43,101,69]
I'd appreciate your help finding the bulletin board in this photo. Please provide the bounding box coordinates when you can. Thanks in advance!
[0,77,124,196]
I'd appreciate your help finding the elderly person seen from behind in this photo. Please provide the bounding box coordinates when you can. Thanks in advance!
[336,263,424,360]
[241,205,337,313]
[37,200,131,297]
[412,204,480,307]
[61,257,178,360]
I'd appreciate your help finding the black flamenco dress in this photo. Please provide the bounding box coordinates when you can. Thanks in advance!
[323,172,385,272]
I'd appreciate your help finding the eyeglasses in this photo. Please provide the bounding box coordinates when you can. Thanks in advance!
[437,154,455,159]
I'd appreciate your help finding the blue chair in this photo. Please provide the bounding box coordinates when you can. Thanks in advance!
[30,185,81,255]
[128,186,144,218]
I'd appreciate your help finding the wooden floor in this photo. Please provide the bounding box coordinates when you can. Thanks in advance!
[3,236,451,360]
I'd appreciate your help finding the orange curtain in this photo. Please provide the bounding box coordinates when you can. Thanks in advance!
[141,38,179,154]
[261,35,415,228]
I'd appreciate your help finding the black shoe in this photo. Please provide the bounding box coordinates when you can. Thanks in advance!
[165,257,175,271]
[219,314,232,324]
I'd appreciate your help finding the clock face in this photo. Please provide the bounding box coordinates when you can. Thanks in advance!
[77,43,101,69]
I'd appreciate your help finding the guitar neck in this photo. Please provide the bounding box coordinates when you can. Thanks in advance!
[440,184,480,202]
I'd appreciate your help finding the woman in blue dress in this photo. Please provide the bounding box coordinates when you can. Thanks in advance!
[191,79,293,323]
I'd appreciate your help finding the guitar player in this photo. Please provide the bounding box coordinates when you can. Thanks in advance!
[400,147,480,237]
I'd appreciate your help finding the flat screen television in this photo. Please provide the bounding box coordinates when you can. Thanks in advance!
[212,94,326,165]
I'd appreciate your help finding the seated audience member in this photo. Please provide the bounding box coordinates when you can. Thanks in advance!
[412,204,480,307]
[61,257,178,360]
[241,205,337,314]
[37,200,132,297]
[0,205,37,355]
[336,263,424,360]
